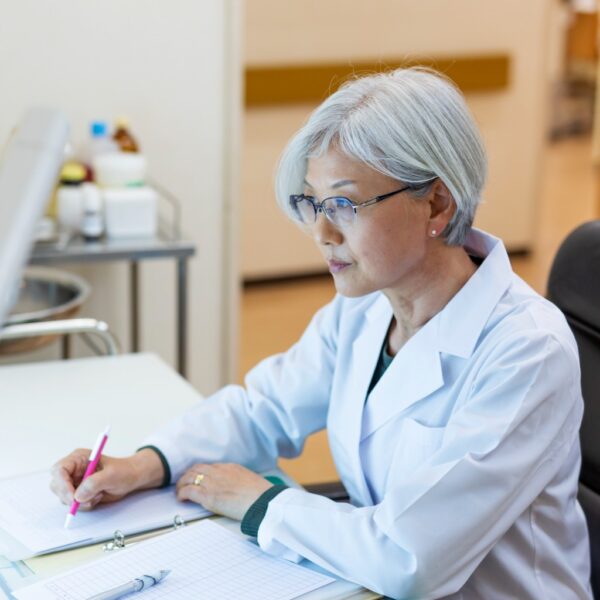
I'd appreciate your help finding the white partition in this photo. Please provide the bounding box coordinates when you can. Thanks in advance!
[0,1,242,391]
[241,0,555,279]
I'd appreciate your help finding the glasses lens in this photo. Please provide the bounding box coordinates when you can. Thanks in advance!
[323,197,355,227]
[290,196,316,224]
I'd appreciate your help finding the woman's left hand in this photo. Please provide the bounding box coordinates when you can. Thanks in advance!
[176,463,274,521]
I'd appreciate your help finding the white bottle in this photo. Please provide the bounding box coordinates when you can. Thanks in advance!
[56,162,86,234]
[80,183,104,241]
[57,185,84,233]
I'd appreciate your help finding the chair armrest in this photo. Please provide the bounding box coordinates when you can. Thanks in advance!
[0,318,120,356]
[303,480,350,502]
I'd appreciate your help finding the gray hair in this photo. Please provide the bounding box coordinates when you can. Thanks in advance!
[275,67,487,246]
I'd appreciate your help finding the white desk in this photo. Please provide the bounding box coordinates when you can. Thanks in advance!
[0,353,380,599]
[0,353,198,479]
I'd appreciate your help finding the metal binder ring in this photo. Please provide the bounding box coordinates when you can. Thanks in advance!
[103,529,126,552]
[193,473,205,486]
[173,514,186,529]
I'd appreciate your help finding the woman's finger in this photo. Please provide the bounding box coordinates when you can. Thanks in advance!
[175,469,195,493]
[49,466,76,505]
[49,451,90,504]
[175,464,211,493]
[78,494,103,511]
[176,482,207,505]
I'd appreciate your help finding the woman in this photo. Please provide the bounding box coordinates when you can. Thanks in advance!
[51,68,591,599]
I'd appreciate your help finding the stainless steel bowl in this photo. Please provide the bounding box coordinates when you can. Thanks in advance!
[0,266,90,353]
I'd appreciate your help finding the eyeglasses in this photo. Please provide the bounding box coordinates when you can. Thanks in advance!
[289,185,411,228]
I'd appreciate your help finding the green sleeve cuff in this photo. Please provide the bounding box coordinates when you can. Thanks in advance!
[241,484,288,537]
[137,445,171,488]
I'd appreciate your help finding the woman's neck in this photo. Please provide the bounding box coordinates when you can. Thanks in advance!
[384,245,478,355]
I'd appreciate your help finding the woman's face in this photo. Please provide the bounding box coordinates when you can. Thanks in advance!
[303,148,434,298]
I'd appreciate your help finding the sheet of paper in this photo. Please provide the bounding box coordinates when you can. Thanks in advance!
[0,472,209,559]
[14,520,335,600]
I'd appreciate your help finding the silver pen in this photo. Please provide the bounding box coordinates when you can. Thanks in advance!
[87,569,171,600]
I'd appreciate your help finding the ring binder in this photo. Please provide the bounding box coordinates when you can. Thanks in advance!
[16,520,337,600]
[173,514,186,529]
[0,472,212,561]
[103,515,188,552]
[103,530,126,552]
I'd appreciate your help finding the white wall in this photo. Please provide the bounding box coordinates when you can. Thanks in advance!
[241,0,553,278]
[0,1,242,392]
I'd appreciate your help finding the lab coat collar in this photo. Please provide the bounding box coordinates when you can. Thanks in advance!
[356,229,513,443]
[363,228,513,359]
[437,228,513,358]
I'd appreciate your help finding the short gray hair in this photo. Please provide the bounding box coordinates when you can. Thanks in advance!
[275,67,487,246]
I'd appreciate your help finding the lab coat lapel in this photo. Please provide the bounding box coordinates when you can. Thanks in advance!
[359,228,513,441]
[361,316,444,441]
[341,297,392,504]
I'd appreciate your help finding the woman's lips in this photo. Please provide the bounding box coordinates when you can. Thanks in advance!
[327,259,351,273]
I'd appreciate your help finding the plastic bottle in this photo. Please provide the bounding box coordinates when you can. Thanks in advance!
[45,141,76,218]
[80,183,104,241]
[56,162,86,233]
[85,121,119,164]
[113,117,139,153]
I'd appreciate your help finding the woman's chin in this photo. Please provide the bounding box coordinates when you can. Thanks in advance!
[331,271,372,298]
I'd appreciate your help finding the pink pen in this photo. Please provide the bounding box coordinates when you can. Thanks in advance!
[64,425,111,528]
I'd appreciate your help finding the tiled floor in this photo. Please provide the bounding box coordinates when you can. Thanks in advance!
[239,135,598,484]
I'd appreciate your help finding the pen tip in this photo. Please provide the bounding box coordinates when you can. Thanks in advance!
[64,514,73,529]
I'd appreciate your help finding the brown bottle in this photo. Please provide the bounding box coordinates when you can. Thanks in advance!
[113,117,139,153]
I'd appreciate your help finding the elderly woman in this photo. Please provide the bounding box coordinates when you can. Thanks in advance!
[51,68,591,599]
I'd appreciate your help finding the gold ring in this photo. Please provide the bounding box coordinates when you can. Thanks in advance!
[193,473,205,486]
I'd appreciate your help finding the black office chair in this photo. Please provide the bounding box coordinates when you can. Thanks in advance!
[547,220,600,598]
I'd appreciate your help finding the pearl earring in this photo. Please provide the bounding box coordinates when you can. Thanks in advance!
[430,229,437,237]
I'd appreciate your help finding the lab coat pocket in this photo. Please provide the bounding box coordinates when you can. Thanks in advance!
[387,418,445,483]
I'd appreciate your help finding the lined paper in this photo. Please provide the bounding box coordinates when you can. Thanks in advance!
[14,520,335,600]
[0,472,209,559]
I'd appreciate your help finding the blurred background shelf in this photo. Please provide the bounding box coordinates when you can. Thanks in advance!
[30,234,196,377]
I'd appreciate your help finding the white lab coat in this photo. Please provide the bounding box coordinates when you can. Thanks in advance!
[145,229,592,600]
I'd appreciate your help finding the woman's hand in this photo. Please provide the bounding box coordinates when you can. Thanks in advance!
[50,448,165,510]
[176,463,273,521]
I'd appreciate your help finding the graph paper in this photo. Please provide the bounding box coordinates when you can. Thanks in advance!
[14,520,335,600]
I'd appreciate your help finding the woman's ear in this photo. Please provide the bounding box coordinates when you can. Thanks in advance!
[428,179,456,238]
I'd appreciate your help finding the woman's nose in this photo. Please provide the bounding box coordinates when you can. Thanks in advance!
[312,210,343,246]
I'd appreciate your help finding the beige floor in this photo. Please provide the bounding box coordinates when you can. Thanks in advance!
[239,135,598,485]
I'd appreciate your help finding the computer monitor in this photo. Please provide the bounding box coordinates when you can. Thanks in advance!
[0,108,69,325]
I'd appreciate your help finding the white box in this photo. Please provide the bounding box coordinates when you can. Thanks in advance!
[103,186,158,239]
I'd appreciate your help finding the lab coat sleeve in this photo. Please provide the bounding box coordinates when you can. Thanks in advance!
[141,294,343,482]
[256,331,583,599]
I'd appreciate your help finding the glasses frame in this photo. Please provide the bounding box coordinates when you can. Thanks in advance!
[289,185,412,228]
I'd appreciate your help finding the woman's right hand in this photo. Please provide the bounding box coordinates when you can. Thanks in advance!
[49,448,165,510]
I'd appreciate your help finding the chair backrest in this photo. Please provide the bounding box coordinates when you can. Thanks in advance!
[547,220,600,597]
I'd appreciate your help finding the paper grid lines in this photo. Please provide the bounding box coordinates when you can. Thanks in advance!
[16,521,334,600]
